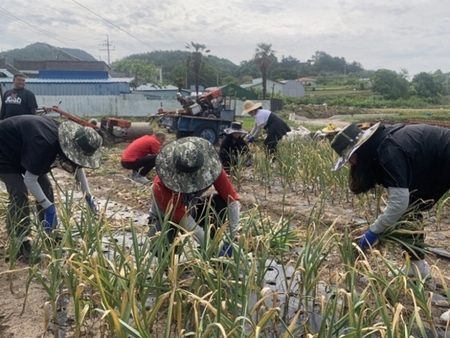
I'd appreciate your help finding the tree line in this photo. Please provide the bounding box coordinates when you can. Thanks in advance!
[371,69,449,103]
[112,42,449,103]
[113,44,366,95]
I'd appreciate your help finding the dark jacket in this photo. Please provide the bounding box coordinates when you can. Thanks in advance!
[0,88,37,120]
[0,115,61,175]
[219,134,249,173]
[369,124,450,207]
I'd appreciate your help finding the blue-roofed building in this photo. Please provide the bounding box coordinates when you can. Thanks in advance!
[0,77,132,96]
[0,70,132,96]
[1,60,266,117]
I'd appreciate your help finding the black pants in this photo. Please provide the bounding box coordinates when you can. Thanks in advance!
[0,173,54,238]
[149,194,228,245]
[264,113,291,157]
[121,155,157,177]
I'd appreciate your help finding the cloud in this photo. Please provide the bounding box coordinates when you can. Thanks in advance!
[0,0,449,75]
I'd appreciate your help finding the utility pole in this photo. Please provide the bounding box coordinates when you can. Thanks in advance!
[99,35,115,65]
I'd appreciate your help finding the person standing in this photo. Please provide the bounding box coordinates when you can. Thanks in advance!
[121,131,166,184]
[330,122,450,277]
[219,121,250,175]
[148,137,240,256]
[0,73,38,120]
[0,115,102,263]
[242,100,290,158]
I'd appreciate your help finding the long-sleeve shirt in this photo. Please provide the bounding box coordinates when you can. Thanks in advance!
[367,124,450,233]
[151,169,239,223]
[121,135,161,162]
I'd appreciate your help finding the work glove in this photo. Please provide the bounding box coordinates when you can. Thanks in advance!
[357,229,379,250]
[85,195,98,213]
[219,241,233,257]
[43,204,58,234]
[247,136,254,143]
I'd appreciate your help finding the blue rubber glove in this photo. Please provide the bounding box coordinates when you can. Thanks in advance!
[219,242,233,257]
[85,195,97,213]
[247,136,254,143]
[44,204,58,234]
[358,229,379,250]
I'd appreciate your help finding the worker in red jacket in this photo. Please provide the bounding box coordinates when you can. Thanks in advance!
[121,131,166,184]
[148,137,240,257]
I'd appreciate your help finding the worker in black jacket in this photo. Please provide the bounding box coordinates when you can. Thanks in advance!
[0,74,38,120]
[219,122,250,175]
[0,115,102,263]
[331,122,450,277]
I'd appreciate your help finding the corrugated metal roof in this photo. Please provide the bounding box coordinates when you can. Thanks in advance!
[0,77,133,84]
[40,70,110,79]
[135,83,178,90]
[0,82,131,95]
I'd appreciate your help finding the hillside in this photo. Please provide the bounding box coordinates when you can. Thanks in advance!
[2,42,97,63]
[122,49,239,89]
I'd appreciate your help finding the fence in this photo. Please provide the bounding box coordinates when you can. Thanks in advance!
[36,94,271,118]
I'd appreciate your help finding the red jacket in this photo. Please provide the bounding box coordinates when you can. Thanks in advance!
[152,170,239,223]
[121,135,161,162]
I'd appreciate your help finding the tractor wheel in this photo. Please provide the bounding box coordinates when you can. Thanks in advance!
[193,124,219,145]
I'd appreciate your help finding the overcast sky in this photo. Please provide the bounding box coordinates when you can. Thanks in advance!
[1,0,449,77]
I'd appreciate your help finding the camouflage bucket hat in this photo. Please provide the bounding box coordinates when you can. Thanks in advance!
[156,136,222,193]
[58,121,102,169]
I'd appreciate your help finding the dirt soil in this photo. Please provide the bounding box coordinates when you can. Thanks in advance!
[1,125,450,337]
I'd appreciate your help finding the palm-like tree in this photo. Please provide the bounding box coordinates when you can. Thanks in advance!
[254,43,276,99]
[186,42,210,95]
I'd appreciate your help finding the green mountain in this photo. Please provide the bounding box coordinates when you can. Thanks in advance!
[123,50,239,88]
[1,42,97,63]
[2,43,371,89]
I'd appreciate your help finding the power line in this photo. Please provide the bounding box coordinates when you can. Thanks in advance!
[70,0,214,86]
[71,0,157,52]
[0,7,98,54]
[0,6,77,48]
[70,0,212,86]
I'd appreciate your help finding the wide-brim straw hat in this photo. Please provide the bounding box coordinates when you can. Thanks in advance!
[58,121,103,169]
[242,100,262,115]
[330,122,380,171]
[224,121,248,135]
[156,136,222,193]
[321,123,342,134]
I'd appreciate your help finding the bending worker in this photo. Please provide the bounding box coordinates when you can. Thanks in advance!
[121,131,166,184]
[330,122,450,277]
[242,100,290,158]
[148,137,240,256]
[0,115,102,262]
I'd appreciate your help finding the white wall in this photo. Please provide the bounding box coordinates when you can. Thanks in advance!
[36,94,271,117]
